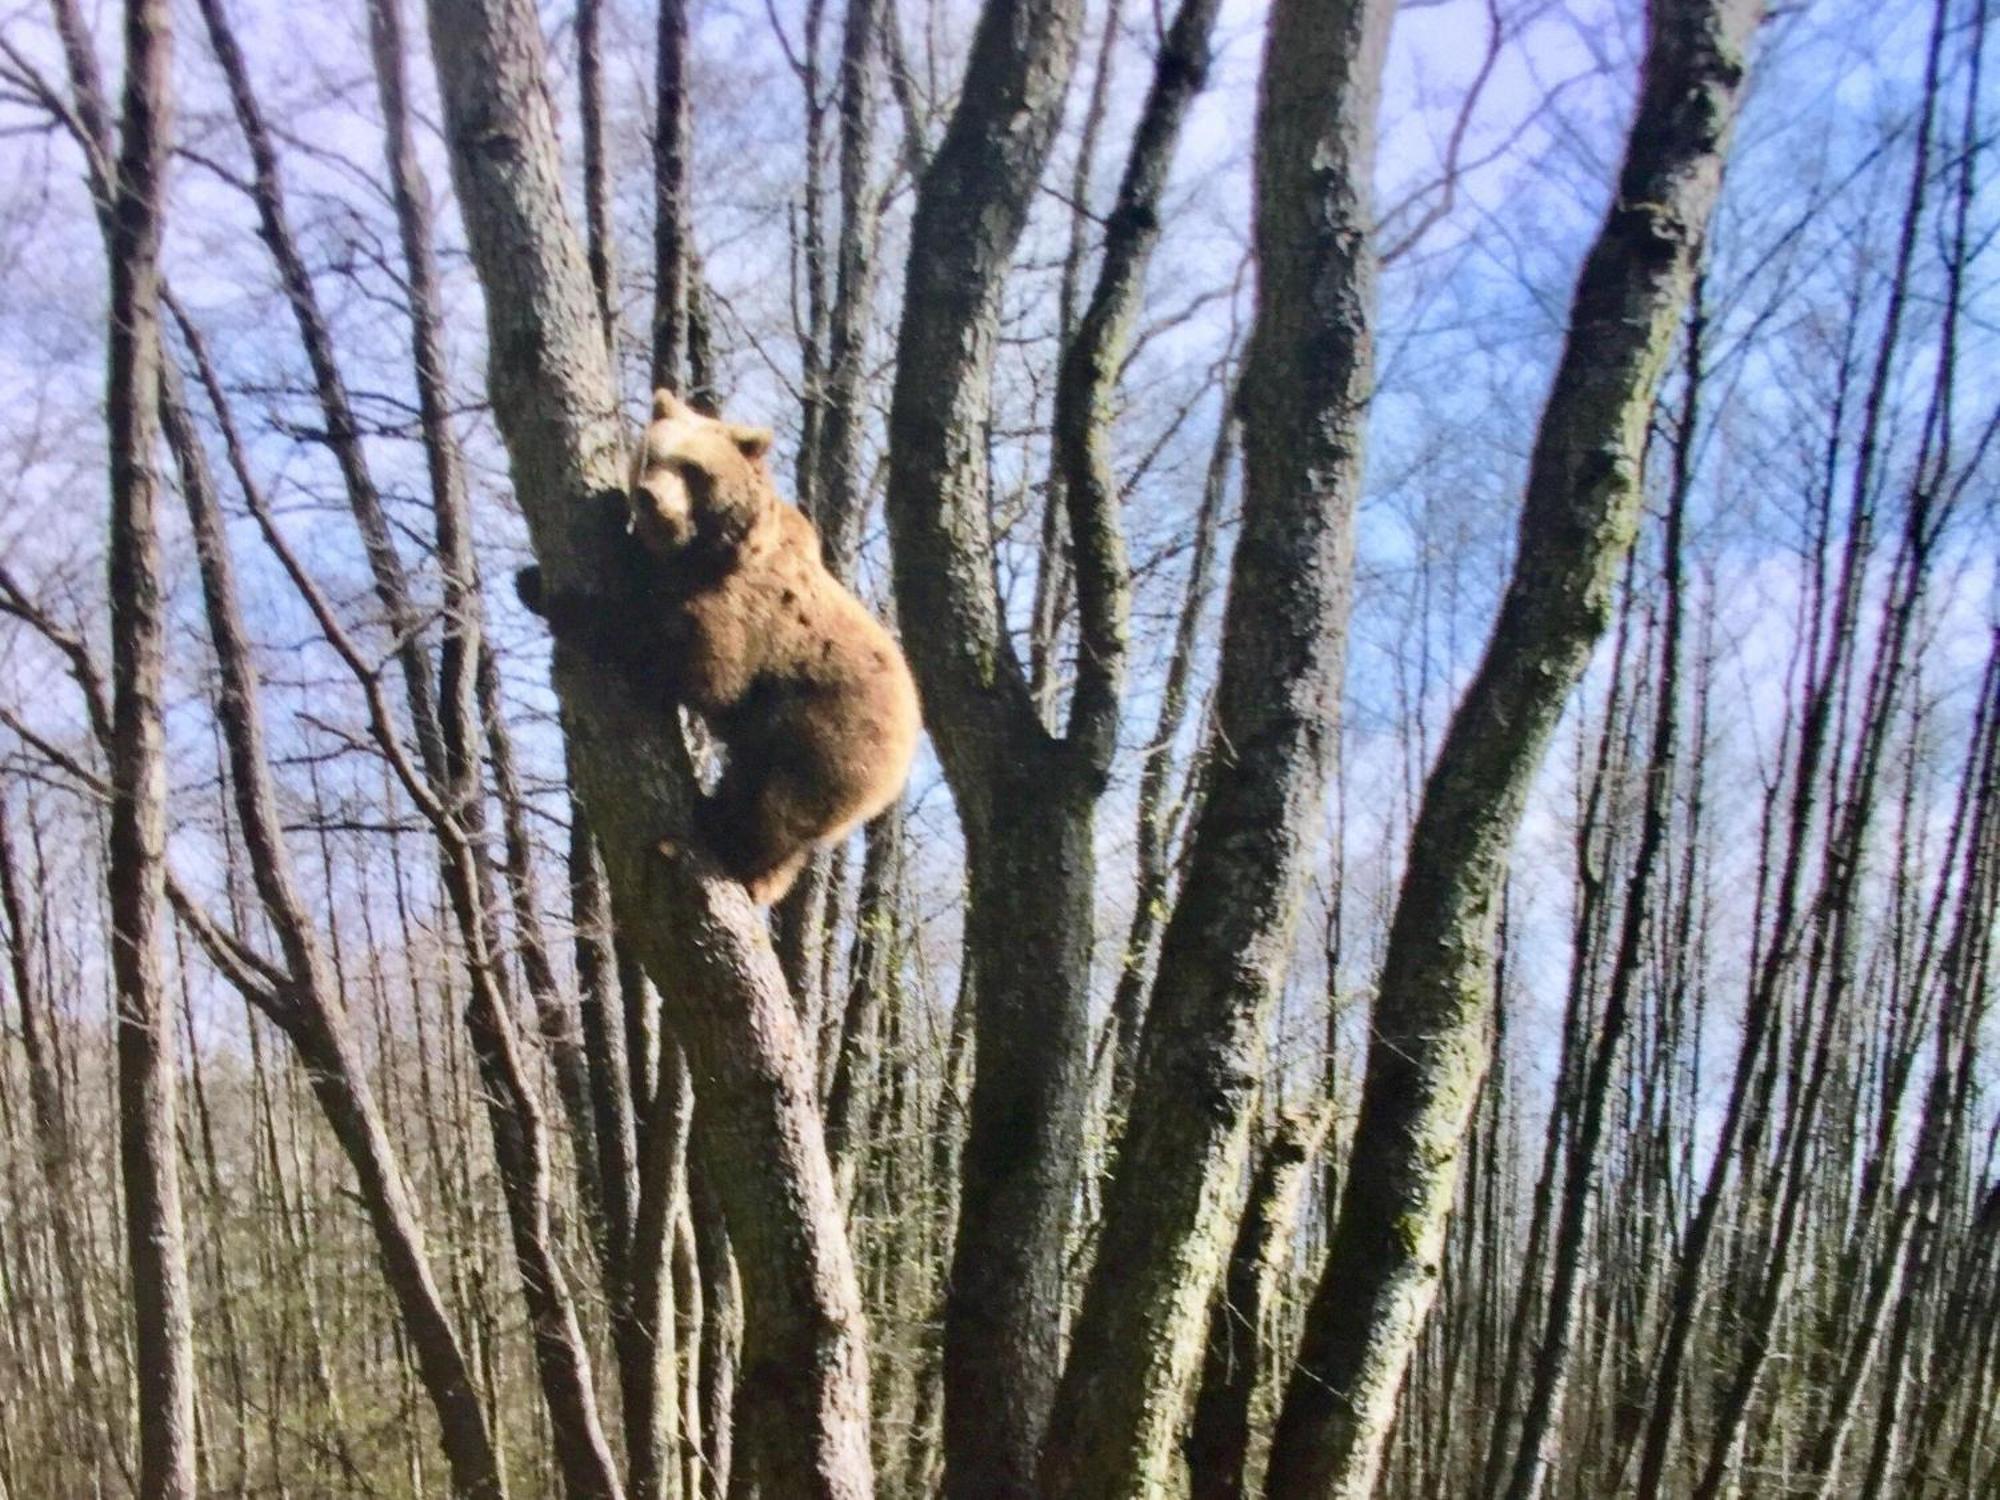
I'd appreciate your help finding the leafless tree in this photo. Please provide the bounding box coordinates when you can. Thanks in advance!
[0,0,1994,1496]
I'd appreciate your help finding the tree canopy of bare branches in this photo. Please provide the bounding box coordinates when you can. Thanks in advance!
[0,0,1995,1497]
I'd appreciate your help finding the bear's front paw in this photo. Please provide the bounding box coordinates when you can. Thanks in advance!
[515,565,547,618]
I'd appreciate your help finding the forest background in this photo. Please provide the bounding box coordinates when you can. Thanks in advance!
[0,0,1994,1494]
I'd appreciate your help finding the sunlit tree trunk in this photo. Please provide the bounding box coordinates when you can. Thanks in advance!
[1184,1109,1330,1500]
[1040,0,1383,1490]
[1267,0,1763,1492]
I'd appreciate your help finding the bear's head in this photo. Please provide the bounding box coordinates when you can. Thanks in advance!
[629,389,780,568]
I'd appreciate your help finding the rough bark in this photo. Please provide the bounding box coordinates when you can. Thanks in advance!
[811,0,885,584]
[653,0,692,390]
[1029,0,1120,717]
[1265,1,1762,1494]
[825,804,903,1202]
[577,0,617,350]
[420,0,874,1493]
[876,0,930,179]
[880,0,1086,1492]
[1184,1109,1330,1500]
[1046,0,1221,777]
[1038,0,1384,1490]
[102,1,193,1493]
[686,257,722,414]
[573,783,642,1252]
[792,0,832,521]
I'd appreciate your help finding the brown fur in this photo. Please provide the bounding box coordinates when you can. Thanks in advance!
[522,390,919,905]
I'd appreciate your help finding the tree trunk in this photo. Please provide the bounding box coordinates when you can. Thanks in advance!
[577,0,617,349]
[1498,289,1700,1500]
[103,1,194,1493]
[421,0,874,1492]
[881,0,1087,1492]
[653,0,692,391]
[1028,0,1120,719]
[1184,1109,1330,1500]
[1266,0,1762,1494]
[810,0,883,578]
[1039,0,1384,1490]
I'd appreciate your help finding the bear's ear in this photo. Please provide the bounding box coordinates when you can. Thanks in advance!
[727,423,774,461]
[652,388,689,422]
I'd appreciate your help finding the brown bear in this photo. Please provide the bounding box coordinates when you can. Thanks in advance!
[520,390,919,905]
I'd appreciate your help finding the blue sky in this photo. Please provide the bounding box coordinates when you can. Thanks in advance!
[0,0,1991,1157]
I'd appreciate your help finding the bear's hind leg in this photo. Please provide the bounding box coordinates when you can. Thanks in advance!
[695,751,830,906]
[741,847,813,906]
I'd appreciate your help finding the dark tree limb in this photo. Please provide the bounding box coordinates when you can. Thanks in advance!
[653,0,692,391]
[577,0,618,351]
[101,0,194,1493]
[1047,0,1221,780]
[1184,1108,1332,1500]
